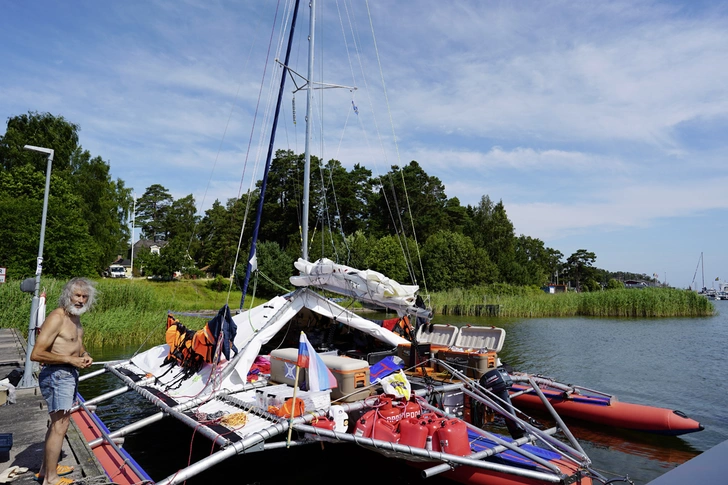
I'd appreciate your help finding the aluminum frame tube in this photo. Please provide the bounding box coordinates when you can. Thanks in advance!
[106,365,231,448]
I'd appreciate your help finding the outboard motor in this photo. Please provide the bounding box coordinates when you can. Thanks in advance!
[481,367,525,439]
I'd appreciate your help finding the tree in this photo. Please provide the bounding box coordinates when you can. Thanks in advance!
[466,197,518,283]
[71,149,133,270]
[235,240,293,297]
[135,184,173,241]
[0,112,125,277]
[0,112,79,174]
[363,235,413,284]
[368,161,450,242]
[313,160,372,237]
[565,249,597,291]
[607,278,624,290]
[421,231,498,291]
[258,150,306,249]
[513,236,564,286]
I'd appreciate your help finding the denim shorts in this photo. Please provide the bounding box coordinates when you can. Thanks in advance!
[39,364,79,413]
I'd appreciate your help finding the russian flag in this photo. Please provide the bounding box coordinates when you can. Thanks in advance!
[297,332,338,392]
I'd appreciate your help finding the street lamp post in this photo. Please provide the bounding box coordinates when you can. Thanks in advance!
[19,144,54,389]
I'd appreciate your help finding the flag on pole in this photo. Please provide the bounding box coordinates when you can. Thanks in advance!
[297,332,337,392]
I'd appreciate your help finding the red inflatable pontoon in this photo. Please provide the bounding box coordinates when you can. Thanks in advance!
[510,384,703,436]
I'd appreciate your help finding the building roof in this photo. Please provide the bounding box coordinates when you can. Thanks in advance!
[133,239,169,250]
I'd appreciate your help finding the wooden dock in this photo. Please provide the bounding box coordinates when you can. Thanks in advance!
[0,328,106,484]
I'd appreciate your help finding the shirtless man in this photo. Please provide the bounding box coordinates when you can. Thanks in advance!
[31,277,96,485]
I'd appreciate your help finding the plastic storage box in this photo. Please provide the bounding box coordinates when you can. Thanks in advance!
[270,348,370,402]
[436,326,505,378]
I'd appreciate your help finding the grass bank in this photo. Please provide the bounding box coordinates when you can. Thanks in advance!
[0,277,264,347]
[430,287,715,318]
[1,279,714,346]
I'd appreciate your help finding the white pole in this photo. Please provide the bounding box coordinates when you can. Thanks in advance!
[301,0,315,261]
[130,193,135,278]
[20,145,54,388]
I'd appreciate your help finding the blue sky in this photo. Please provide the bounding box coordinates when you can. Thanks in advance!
[2,1,728,289]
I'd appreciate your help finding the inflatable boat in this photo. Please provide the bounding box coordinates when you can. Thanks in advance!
[508,377,704,436]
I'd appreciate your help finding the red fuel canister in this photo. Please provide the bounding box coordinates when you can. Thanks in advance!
[354,409,376,438]
[424,416,447,452]
[398,417,428,448]
[372,418,400,443]
[436,419,471,456]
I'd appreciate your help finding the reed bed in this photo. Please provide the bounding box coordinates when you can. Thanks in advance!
[430,287,714,318]
[0,277,260,347]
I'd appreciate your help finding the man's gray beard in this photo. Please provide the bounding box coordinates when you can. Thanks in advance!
[66,304,88,316]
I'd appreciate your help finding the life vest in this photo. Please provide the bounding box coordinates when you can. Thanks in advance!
[163,314,204,377]
[163,305,239,379]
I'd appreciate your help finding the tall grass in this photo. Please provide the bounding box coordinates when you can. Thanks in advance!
[0,277,264,347]
[430,287,714,318]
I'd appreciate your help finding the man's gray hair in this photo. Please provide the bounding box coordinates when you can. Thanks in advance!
[59,277,97,310]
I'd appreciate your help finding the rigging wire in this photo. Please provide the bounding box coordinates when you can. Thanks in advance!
[227,0,295,308]
[339,0,422,289]
[364,0,429,299]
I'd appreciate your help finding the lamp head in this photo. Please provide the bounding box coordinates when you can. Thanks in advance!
[23,145,54,155]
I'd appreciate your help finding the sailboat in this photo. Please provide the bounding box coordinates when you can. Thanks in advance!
[71,2,627,485]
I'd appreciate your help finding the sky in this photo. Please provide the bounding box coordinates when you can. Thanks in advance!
[2,0,728,289]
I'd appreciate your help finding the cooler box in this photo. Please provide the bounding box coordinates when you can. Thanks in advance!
[436,326,505,378]
[397,324,459,367]
[270,348,370,402]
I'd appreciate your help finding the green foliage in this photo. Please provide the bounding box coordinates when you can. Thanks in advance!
[206,275,230,292]
[135,184,173,241]
[363,235,413,283]
[564,249,597,290]
[236,240,294,297]
[0,110,665,294]
[421,230,498,291]
[0,112,131,277]
[607,278,624,290]
[430,287,714,318]
[0,277,266,346]
[368,161,452,241]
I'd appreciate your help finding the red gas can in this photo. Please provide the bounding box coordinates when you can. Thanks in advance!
[424,416,447,452]
[436,419,471,456]
[372,418,400,443]
[399,417,428,448]
[354,410,376,438]
[311,416,336,431]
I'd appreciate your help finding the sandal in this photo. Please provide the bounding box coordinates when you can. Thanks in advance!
[49,477,75,485]
[33,465,75,481]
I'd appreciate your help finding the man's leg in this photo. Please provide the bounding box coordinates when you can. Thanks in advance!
[41,411,70,485]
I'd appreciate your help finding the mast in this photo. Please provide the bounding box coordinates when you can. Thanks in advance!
[240,0,302,308]
[301,0,315,261]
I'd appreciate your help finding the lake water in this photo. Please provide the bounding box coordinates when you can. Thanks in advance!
[79,300,728,485]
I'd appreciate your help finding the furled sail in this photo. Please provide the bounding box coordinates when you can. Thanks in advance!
[289,258,430,318]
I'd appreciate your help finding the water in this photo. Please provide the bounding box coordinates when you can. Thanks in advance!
[79,302,728,484]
